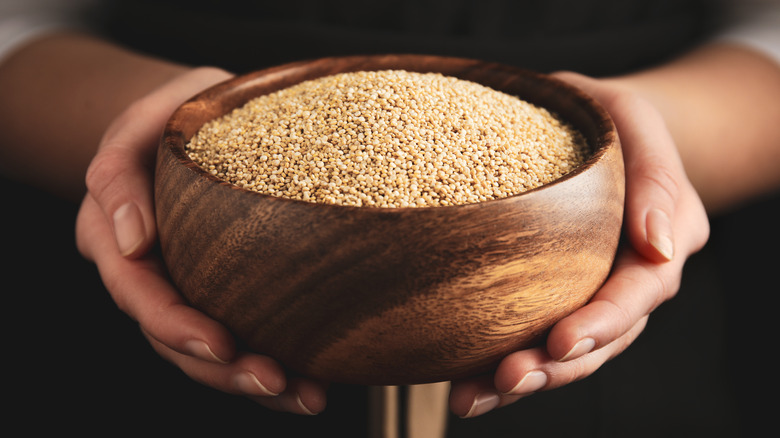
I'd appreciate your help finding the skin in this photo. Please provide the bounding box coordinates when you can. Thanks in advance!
[1,30,778,417]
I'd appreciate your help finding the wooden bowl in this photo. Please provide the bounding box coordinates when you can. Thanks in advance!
[155,54,624,385]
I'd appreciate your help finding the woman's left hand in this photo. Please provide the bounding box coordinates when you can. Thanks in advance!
[448,72,710,418]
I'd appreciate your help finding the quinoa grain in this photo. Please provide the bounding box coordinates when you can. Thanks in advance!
[186,70,589,207]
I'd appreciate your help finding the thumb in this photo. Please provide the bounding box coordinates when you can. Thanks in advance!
[84,102,160,258]
[553,71,681,262]
[84,67,233,258]
[608,89,681,262]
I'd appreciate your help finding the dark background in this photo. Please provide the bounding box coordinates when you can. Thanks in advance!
[3,168,777,437]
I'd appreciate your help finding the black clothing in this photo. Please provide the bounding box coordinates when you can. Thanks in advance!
[96,0,721,76]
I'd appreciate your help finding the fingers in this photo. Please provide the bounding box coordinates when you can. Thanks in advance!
[84,135,156,258]
[553,71,687,263]
[448,374,520,419]
[450,316,647,418]
[76,69,238,361]
[143,329,282,395]
[77,194,237,363]
[614,94,681,263]
[447,73,712,419]
[76,67,329,416]
[543,72,710,360]
[254,378,328,416]
[544,248,673,361]
[498,316,648,394]
[77,194,326,415]
[545,179,707,361]
[84,67,232,258]
[144,332,328,415]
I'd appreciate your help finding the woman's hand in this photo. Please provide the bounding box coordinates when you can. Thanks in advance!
[75,66,327,415]
[448,71,710,418]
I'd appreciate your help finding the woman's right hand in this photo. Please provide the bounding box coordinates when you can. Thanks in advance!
[75,66,328,415]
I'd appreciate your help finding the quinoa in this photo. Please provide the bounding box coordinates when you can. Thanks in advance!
[186,70,590,208]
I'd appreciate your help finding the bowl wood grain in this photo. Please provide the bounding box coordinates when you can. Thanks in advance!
[155,54,624,385]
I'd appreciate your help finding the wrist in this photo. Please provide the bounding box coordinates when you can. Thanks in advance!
[605,44,780,213]
[0,32,200,200]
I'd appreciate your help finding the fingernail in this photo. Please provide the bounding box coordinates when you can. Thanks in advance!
[234,372,279,397]
[647,208,674,261]
[560,337,596,362]
[184,339,228,364]
[296,393,317,415]
[462,393,500,418]
[113,202,146,257]
[505,371,547,395]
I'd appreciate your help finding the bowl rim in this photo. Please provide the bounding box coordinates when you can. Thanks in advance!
[161,53,619,213]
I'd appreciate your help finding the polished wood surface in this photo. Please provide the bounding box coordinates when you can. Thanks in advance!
[155,54,624,385]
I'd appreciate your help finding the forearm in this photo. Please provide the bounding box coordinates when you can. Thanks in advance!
[0,32,191,201]
[610,43,780,214]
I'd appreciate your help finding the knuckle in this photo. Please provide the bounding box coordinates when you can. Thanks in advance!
[599,294,637,336]
[632,157,682,209]
[606,87,644,111]
[84,144,140,206]
[104,281,134,317]
[547,354,600,388]
[602,262,681,325]
[598,86,655,125]
[648,265,682,309]
[84,151,115,197]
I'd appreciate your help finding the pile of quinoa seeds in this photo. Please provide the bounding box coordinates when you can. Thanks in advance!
[186,70,590,208]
